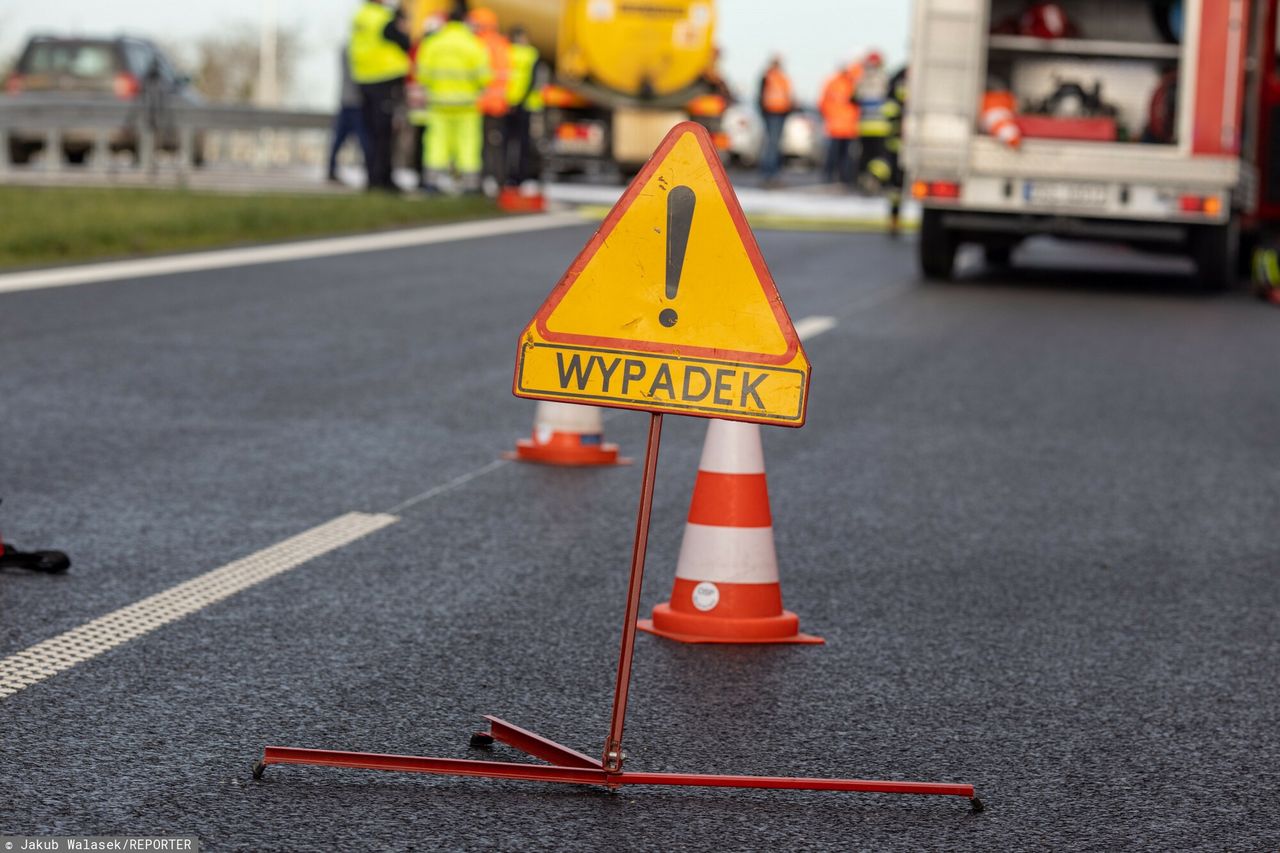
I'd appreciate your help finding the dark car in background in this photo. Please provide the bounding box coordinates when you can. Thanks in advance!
[3,35,202,165]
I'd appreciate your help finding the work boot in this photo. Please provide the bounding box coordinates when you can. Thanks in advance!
[0,542,70,574]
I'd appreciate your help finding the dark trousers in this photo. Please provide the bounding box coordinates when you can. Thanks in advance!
[822,136,853,184]
[760,112,786,179]
[413,124,427,187]
[359,79,402,191]
[857,134,888,183]
[482,114,506,186]
[503,108,532,186]
[328,105,371,179]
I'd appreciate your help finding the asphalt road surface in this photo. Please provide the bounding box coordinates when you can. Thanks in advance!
[1,222,1278,852]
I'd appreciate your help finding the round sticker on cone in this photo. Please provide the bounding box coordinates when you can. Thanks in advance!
[691,581,719,611]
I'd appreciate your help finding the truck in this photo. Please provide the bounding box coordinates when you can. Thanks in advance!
[411,0,725,178]
[904,0,1280,287]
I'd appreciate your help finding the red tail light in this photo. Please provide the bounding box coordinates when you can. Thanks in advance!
[1178,194,1221,215]
[113,72,140,99]
[686,94,726,117]
[913,180,961,200]
[556,123,593,141]
[4,74,23,95]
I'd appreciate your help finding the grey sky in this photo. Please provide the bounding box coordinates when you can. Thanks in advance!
[1,1,910,109]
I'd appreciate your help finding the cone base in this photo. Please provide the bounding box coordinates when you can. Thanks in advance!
[498,188,546,213]
[639,604,823,645]
[510,439,627,467]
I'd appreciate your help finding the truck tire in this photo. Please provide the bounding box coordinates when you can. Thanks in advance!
[983,244,1012,268]
[1191,221,1239,291]
[919,208,957,280]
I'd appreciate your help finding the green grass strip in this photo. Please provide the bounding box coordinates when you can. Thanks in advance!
[0,186,498,270]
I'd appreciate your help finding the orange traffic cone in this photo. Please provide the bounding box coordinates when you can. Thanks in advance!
[981,90,1022,149]
[508,401,628,466]
[498,185,546,213]
[639,419,822,644]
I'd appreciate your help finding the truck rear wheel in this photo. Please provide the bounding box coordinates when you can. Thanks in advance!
[983,244,1012,268]
[919,208,957,280]
[1191,222,1239,291]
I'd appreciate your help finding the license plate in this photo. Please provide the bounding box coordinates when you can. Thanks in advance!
[1024,180,1109,209]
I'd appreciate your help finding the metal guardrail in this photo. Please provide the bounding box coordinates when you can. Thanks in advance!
[0,96,334,176]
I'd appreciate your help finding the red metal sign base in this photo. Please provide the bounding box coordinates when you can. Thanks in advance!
[254,715,980,807]
[254,414,982,811]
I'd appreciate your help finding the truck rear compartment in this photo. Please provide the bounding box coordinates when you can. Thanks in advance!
[906,0,1248,287]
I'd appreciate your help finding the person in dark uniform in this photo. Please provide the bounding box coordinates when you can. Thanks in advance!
[502,26,544,187]
[864,65,907,235]
[327,42,371,184]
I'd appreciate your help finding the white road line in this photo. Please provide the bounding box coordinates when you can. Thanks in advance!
[794,315,838,340]
[0,512,396,699]
[0,212,583,296]
[385,458,510,515]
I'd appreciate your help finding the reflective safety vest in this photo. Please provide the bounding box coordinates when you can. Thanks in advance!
[348,2,410,84]
[1253,245,1280,299]
[855,67,892,137]
[506,43,543,111]
[416,21,492,110]
[819,71,857,139]
[477,30,511,117]
[761,68,792,114]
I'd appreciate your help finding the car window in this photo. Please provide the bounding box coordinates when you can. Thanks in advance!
[152,51,179,84]
[22,42,119,78]
[123,42,154,77]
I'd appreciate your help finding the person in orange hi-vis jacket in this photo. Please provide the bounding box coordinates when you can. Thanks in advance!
[757,55,793,187]
[468,6,511,192]
[981,89,1022,149]
[818,63,859,186]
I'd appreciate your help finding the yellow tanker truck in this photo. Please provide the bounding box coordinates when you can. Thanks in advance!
[411,0,725,176]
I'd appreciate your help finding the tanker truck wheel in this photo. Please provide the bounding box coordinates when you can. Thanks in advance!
[919,208,957,281]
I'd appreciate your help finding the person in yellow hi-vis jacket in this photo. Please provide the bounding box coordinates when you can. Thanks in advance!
[406,12,444,190]
[416,6,491,194]
[348,0,410,192]
[1253,239,1280,306]
[503,26,544,188]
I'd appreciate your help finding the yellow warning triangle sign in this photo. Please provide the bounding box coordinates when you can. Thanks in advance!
[515,122,810,427]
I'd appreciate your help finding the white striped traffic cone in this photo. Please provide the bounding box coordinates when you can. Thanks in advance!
[981,99,1022,149]
[638,419,822,644]
[509,401,627,466]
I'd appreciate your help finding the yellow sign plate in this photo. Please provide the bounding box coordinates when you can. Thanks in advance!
[516,343,807,423]
[514,122,810,427]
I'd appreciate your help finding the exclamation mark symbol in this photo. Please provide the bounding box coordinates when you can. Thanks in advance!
[659,185,696,328]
